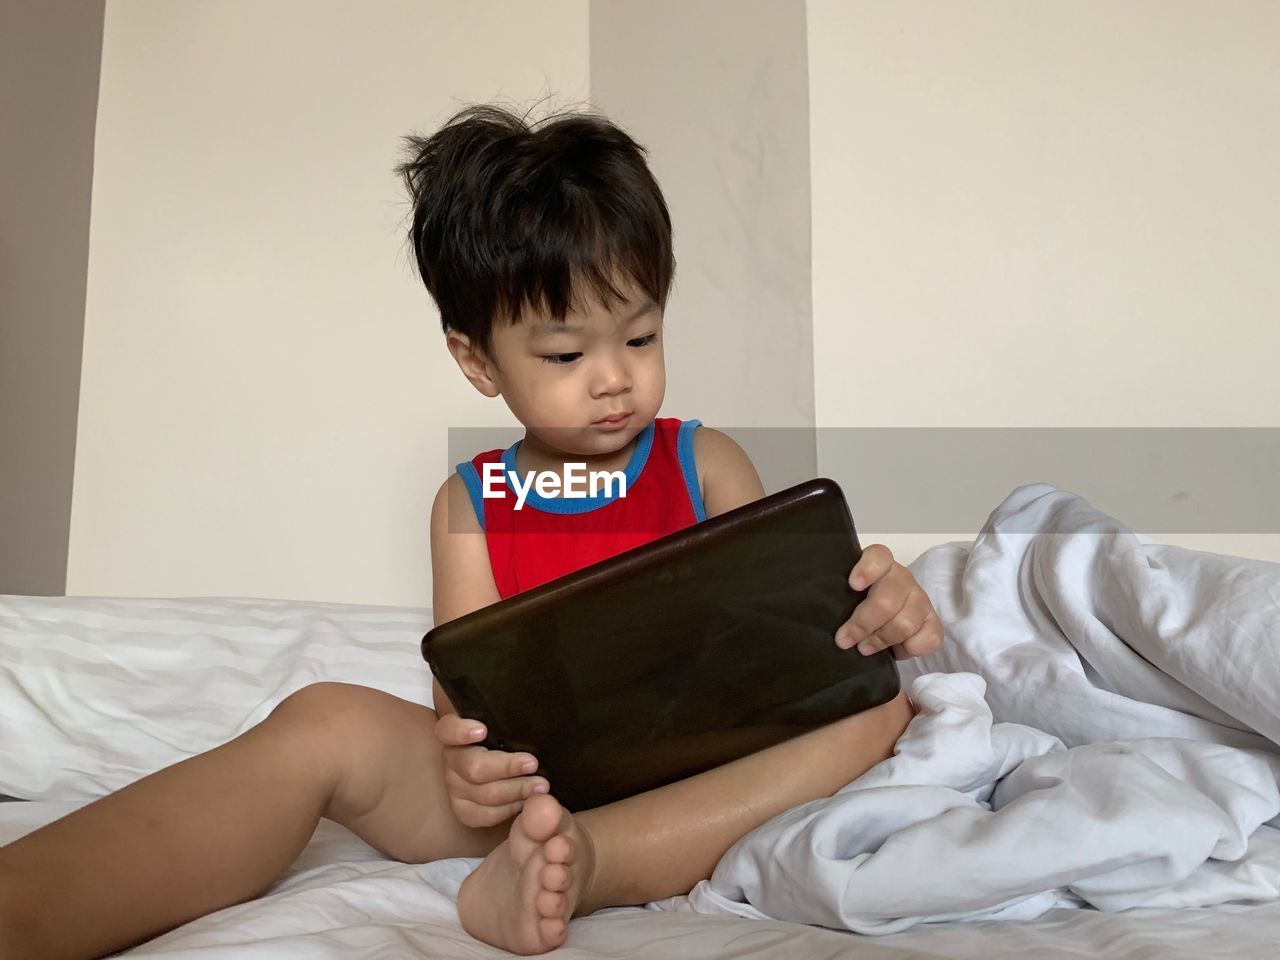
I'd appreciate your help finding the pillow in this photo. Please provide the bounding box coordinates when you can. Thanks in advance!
[0,594,434,802]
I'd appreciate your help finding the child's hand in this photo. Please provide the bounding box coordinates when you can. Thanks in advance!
[834,544,944,660]
[433,713,551,828]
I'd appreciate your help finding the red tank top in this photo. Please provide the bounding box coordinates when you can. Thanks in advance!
[455,417,706,598]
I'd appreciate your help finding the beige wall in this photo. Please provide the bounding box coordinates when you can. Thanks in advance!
[0,0,105,596]
[17,1,1277,602]
[808,0,1280,563]
[591,0,816,495]
[66,0,590,604]
[65,0,816,604]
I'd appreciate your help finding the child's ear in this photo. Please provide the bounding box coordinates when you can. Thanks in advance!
[446,331,501,398]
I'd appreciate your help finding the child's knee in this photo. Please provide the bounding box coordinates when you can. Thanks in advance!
[268,682,436,740]
[265,684,433,786]
[266,683,443,826]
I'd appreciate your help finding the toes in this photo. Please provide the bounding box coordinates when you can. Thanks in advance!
[519,793,565,844]
[541,861,571,893]
[544,833,574,865]
[506,815,542,862]
[536,887,566,919]
[538,916,567,948]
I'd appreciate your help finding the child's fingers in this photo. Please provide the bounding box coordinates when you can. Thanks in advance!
[433,712,487,746]
[865,609,945,659]
[868,588,931,647]
[443,760,550,819]
[471,775,551,808]
[443,763,546,802]
[451,796,527,829]
[448,744,540,786]
[835,574,910,648]
[846,591,928,654]
[848,544,894,591]
[897,613,945,658]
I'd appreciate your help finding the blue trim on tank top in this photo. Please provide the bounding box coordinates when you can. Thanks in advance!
[497,418,657,515]
[676,419,706,522]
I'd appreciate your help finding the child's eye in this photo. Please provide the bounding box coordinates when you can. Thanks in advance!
[541,335,654,365]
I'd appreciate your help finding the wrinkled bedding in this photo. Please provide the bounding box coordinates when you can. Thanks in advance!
[652,484,1280,933]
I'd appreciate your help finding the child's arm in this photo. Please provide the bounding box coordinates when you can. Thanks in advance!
[694,426,944,661]
[692,427,766,519]
[429,473,550,828]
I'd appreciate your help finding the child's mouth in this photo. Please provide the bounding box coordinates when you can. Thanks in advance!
[592,412,631,429]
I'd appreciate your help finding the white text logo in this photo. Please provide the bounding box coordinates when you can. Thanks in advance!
[482,462,627,510]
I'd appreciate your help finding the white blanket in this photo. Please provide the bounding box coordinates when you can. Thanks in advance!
[651,483,1280,932]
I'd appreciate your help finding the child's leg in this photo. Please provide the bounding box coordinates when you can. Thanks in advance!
[458,688,916,954]
[0,682,509,960]
[0,681,915,958]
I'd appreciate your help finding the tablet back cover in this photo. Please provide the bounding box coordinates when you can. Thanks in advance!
[422,477,900,811]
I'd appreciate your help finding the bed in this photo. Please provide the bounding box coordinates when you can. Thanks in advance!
[3,483,1279,958]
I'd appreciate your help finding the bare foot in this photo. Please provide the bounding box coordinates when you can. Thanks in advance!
[457,793,596,954]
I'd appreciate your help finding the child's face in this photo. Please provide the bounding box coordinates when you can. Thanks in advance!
[453,276,666,459]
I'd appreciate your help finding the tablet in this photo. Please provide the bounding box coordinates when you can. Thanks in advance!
[421,476,900,812]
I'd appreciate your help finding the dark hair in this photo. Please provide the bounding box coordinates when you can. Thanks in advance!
[395,101,675,360]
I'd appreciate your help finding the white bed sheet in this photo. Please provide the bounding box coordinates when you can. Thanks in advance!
[5,480,1280,958]
[5,800,1280,959]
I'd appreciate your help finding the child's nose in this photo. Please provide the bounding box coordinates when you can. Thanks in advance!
[590,354,632,395]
